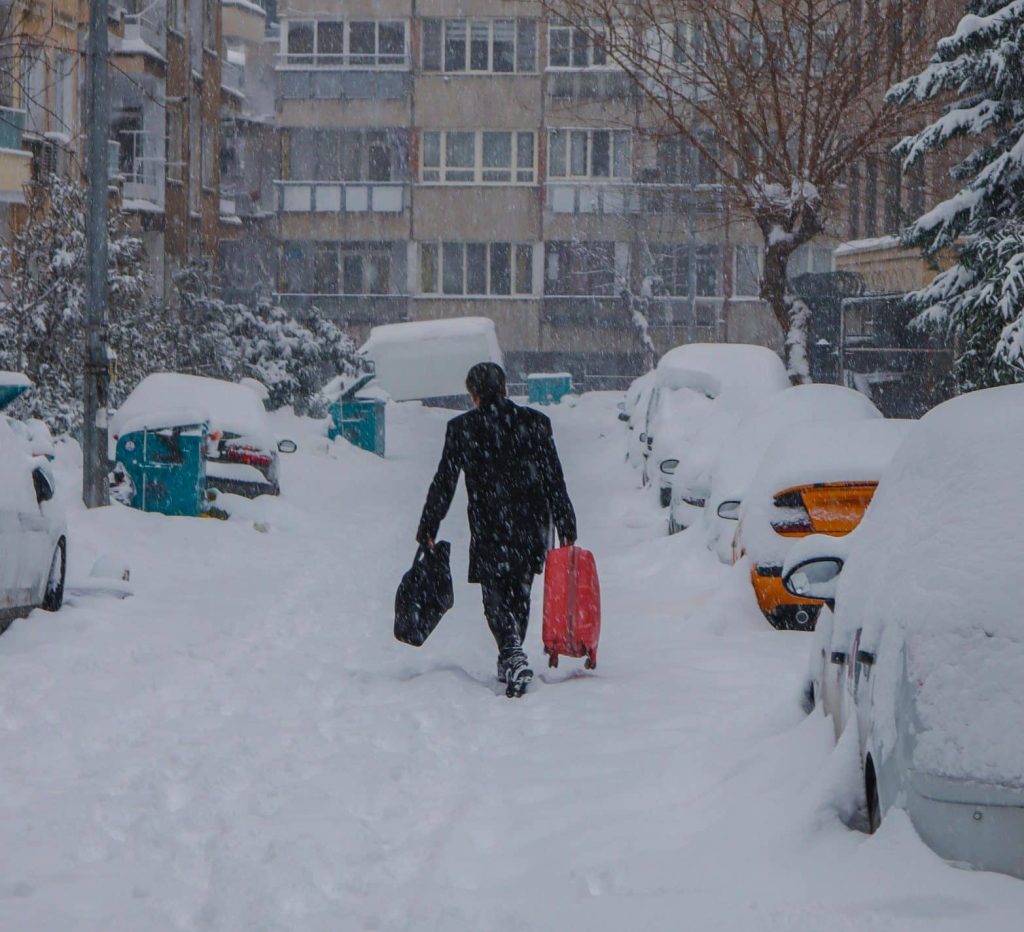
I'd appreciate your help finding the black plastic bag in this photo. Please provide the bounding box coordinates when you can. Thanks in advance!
[394,542,454,646]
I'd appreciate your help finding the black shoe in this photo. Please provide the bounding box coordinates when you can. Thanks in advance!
[504,656,533,698]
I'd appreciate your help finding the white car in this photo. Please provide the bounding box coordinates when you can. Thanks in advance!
[623,370,657,469]
[701,385,883,564]
[0,416,66,632]
[111,373,297,498]
[783,384,1024,877]
[641,344,790,505]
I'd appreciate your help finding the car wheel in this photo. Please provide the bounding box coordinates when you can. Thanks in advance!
[659,486,671,508]
[41,538,66,612]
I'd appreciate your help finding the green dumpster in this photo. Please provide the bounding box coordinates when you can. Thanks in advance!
[328,374,386,457]
[114,420,209,516]
[528,372,573,406]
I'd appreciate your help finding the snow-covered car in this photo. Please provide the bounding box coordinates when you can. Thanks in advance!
[641,344,790,505]
[110,373,297,498]
[701,385,883,562]
[735,417,911,630]
[783,384,1024,878]
[0,413,67,633]
[621,370,656,462]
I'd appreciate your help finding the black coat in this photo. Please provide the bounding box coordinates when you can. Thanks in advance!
[417,398,577,583]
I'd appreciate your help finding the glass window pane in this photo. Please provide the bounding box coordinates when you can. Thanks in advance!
[340,132,361,179]
[591,131,610,177]
[445,131,474,181]
[367,254,390,294]
[379,22,405,59]
[516,19,537,72]
[735,245,760,296]
[421,243,438,292]
[493,20,515,72]
[696,246,720,296]
[515,244,532,294]
[570,130,587,176]
[289,129,317,178]
[445,20,467,71]
[482,132,511,167]
[314,245,338,293]
[549,27,570,67]
[592,28,607,65]
[516,132,534,182]
[368,137,390,181]
[548,130,566,177]
[470,21,490,71]
[422,131,440,174]
[490,243,511,294]
[422,19,442,71]
[317,21,344,56]
[571,28,589,67]
[467,243,488,293]
[443,242,464,294]
[349,22,376,59]
[613,131,630,177]
[318,131,340,179]
[342,254,363,293]
[288,21,314,56]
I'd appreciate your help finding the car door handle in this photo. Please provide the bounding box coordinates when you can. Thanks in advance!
[856,649,876,667]
[830,651,847,665]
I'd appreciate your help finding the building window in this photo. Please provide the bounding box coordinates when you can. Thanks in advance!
[54,51,74,132]
[287,242,395,294]
[548,19,607,68]
[283,20,407,68]
[21,46,48,134]
[672,20,705,64]
[166,107,183,182]
[650,244,722,297]
[203,0,217,51]
[734,245,761,298]
[201,119,214,188]
[548,129,630,180]
[286,129,406,181]
[787,244,833,278]
[422,19,537,73]
[420,242,534,295]
[544,241,617,295]
[420,130,535,184]
[657,132,718,185]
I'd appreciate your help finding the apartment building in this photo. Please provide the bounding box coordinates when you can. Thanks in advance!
[109,0,223,300]
[268,2,837,383]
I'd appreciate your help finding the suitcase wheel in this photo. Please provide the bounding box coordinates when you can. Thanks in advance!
[548,653,559,668]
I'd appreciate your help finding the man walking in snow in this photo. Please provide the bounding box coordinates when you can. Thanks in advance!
[417,362,577,697]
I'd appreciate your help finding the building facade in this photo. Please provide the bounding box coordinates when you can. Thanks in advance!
[267,3,837,385]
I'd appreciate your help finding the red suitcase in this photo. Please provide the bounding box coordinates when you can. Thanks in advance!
[543,545,601,669]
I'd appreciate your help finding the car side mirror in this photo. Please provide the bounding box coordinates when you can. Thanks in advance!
[618,411,630,422]
[32,467,54,504]
[277,439,298,454]
[659,458,679,476]
[783,557,844,607]
[716,500,741,520]
[639,433,648,444]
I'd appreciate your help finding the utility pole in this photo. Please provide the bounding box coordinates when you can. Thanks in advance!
[83,0,110,507]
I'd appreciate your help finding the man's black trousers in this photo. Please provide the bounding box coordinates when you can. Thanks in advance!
[480,568,535,664]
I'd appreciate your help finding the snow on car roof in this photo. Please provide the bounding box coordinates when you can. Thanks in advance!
[710,384,883,503]
[835,383,1024,784]
[111,374,273,446]
[655,343,790,401]
[362,316,501,349]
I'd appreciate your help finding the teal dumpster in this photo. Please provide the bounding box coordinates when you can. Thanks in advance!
[115,420,209,516]
[527,372,573,406]
[328,374,386,456]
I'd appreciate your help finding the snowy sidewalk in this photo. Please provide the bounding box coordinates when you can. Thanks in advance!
[1,395,1022,931]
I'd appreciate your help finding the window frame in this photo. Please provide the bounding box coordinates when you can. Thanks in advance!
[420,130,536,185]
[544,240,618,296]
[419,241,535,296]
[547,19,612,70]
[547,128,630,181]
[289,241,396,295]
[281,19,408,69]
[422,18,537,74]
[733,244,762,298]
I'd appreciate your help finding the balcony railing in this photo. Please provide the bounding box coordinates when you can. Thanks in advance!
[123,0,167,58]
[0,106,25,150]
[545,70,636,101]
[277,70,411,101]
[276,180,406,214]
[275,293,408,325]
[546,182,726,216]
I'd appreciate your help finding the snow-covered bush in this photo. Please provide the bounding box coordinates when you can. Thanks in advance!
[889,0,1024,391]
[0,176,156,434]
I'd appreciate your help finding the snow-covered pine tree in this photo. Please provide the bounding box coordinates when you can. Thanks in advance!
[888,0,1024,391]
[0,175,157,434]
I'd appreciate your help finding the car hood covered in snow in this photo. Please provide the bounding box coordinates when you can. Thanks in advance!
[834,384,1024,785]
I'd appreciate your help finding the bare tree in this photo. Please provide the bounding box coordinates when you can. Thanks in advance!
[534,0,936,378]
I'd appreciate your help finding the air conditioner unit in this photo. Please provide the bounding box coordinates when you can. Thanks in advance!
[30,140,57,181]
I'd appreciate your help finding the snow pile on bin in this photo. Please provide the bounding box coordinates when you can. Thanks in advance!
[360,317,502,402]
[833,384,1024,784]
[109,373,275,455]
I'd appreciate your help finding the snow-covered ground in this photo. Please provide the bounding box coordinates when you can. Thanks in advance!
[1,394,1022,930]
